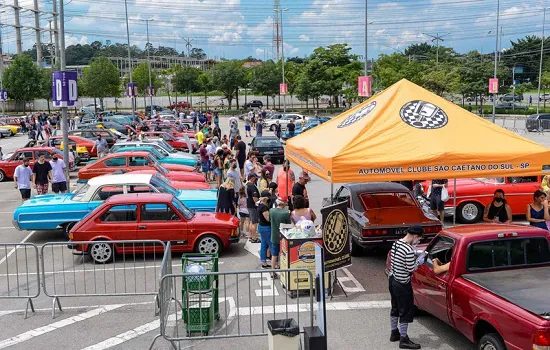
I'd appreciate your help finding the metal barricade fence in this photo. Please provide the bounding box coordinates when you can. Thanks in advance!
[156,242,172,319]
[150,268,315,349]
[40,240,166,318]
[0,243,40,318]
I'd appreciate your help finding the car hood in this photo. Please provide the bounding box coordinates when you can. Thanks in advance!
[191,211,239,226]
[171,181,211,190]
[18,193,74,207]
[364,206,437,226]
[166,153,198,160]
[176,189,217,201]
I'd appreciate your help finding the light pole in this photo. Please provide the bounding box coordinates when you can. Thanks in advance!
[124,0,135,115]
[145,18,154,109]
[276,7,288,113]
[0,11,5,118]
[492,0,500,124]
[480,30,492,63]
[537,6,547,114]
[364,0,368,77]
[59,0,70,190]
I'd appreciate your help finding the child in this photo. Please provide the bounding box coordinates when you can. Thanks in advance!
[222,134,229,146]
[238,187,250,238]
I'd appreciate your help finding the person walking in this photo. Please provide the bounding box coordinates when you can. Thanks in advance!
[244,113,252,137]
[32,153,52,195]
[274,120,282,140]
[526,190,549,230]
[429,179,448,223]
[258,193,272,268]
[235,136,247,178]
[483,189,512,224]
[246,173,261,243]
[237,187,250,238]
[269,197,291,277]
[49,154,67,194]
[216,177,236,215]
[14,158,33,202]
[290,195,317,224]
[256,117,263,136]
[287,119,296,138]
[229,122,240,148]
[92,135,109,159]
[388,225,425,349]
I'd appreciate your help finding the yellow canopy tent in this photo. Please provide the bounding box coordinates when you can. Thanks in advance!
[286,79,550,183]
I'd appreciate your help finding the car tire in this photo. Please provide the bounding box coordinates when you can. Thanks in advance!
[0,170,6,182]
[456,202,483,224]
[89,241,114,264]
[350,237,363,256]
[63,222,76,239]
[478,333,506,350]
[195,235,222,255]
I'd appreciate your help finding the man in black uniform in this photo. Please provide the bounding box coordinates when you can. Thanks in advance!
[388,225,425,349]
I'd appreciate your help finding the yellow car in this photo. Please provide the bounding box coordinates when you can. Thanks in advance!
[57,142,90,164]
[0,124,19,136]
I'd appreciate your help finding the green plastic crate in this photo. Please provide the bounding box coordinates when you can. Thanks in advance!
[182,299,214,335]
[182,254,219,292]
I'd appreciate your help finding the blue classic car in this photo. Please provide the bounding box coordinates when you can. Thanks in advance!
[13,173,216,235]
[282,117,330,141]
[111,145,198,167]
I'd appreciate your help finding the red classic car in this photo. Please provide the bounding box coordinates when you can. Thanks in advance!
[323,182,441,255]
[128,170,210,190]
[142,131,196,151]
[69,193,240,263]
[167,101,190,109]
[0,147,67,181]
[77,151,201,182]
[49,135,97,157]
[422,176,541,224]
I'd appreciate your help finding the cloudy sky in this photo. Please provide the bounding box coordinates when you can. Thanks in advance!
[1,0,546,61]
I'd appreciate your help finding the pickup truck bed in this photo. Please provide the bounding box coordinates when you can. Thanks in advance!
[463,266,550,318]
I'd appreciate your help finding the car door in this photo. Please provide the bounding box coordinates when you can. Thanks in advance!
[412,235,455,325]
[95,204,138,241]
[127,156,151,171]
[505,176,540,214]
[94,156,127,177]
[137,203,188,250]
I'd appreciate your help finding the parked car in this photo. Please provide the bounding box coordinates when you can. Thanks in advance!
[68,193,239,262]
[0,127,12,138]
[243,100,263,109]
[263,114,308,131]
[281,117,330,140]
[92,121,129,135]
[13,173,217,235]
[111,145,198,167]
[500,93,523,102]
[526,113,550,131]
[145,105,166,113]
[421,176,541,224]
[144,123,195,138]
[110,142,197,163]
[80,103,103,113]
[66,129,119,148]
[167,101,191,109]
[249,136,285,163]
[127,170,210,190]
[49,135,97,157]
[0,121,20,136]
[48,138,90,164]
[386,224,550,350]
[539,94,550,101]
[0,147,71,182]
[142,131,198,152]
[494,102,528,110]
[77,151,199,182]
[323,183,441,255]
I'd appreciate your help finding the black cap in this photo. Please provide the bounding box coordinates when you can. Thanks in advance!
[407,225,424,236]
[260,190,271,198]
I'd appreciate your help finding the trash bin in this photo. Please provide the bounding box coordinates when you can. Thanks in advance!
[267,318,300,350]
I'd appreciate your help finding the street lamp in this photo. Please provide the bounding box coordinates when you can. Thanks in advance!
[0,10,6,118]
[537,6,547,114]
[124,0,135,115]
[145,18,154,110]
[275,7,289,113]
[492,0,500,124]
[59,0,71,190]
[480,30,492,63]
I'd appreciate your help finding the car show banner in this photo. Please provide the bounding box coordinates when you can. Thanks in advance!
[127,83,138,98]
[147,86,155,97]
[0,89,7,102]
[280,83,288,95]
[489,78,499,94]
[358,76,372,97]
[52,71,78,107]
[321,201,351,272]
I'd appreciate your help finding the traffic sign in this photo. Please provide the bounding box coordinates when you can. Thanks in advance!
[52,71,78,107]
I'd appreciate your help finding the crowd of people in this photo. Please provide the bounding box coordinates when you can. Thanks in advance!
[13,152,68,201]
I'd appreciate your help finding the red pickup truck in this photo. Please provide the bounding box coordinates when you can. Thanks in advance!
[387,224,550,350]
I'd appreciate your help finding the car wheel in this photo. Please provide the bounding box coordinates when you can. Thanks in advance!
[456,202,483,224]
[89,242,114,264]
[10,131,15,136]
[195,235,222,255]
[0,170,5,182]
[478,333,506,350]
[63,222,76,239]
[350,237,363,256]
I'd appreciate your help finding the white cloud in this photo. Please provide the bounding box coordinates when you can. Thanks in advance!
[65,35,88,46]
[209,32,242,43]
[299,35,310,42]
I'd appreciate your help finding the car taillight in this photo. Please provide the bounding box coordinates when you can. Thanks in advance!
[423,225,442,234]
[498,232,518,238]
[362,229,388,237]
[278,149,284,154]
[533,330,550,349]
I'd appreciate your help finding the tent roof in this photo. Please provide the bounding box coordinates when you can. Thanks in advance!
[286,79,550,183]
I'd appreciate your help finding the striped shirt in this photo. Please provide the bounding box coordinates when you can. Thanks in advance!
[390,239,417,284]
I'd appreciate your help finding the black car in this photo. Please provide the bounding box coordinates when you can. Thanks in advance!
[243,100,263,109]
[494,102,528,110]
[249,136,285,163]
[526,113,550,131]
[145,105,166,113]
[91,121,129,135]
[69,129,119,147]
[500,93,523,102]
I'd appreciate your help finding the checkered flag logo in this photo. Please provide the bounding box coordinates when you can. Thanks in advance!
[399,100,448,129]
[337,101,377,128]
[322,210,349,255]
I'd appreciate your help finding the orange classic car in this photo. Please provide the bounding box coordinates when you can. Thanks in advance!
[422,176,542,223]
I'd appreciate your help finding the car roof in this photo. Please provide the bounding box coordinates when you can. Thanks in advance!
[88,173,153,186]
[254,136,279,140]
[343,182,410,194]
[105,151,151,157]
[442,223,545,236]
[18,147,55,152]
[105,193,174,205]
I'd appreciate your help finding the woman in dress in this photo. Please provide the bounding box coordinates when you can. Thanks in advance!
[526,190,549,230]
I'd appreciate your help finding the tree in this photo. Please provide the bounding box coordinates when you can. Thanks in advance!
[189,48,207,60]
[173,66,201,105]
[210,60,246,110]
[80,57,121,107]
[419,64,460,96]
[38,69,53,114]
[197,72,212,109]
[250,61,279,108]
[3,55,42,112]
[130,62,161,108]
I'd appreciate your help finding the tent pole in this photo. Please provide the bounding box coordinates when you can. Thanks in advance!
[453,179,457,226]
[331,183,334,202]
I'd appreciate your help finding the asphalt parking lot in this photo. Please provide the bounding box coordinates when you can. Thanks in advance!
[0,115,544,349]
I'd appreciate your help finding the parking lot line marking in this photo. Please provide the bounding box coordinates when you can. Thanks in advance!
[0,230,35,266]
[337,267,366,293]
[0,304,125,349]
[0,301,153,318]
[244,240,260,259]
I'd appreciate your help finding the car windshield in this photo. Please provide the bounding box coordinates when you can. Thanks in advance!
[148,148,165,159]
[156,162,169,174]
[360,192,416,209]
[72,184,90,201]
[474,178,505,184]
[157,139,176,153]
[150,174,178,196]
[255,138,281,147]
[171,198,194,220]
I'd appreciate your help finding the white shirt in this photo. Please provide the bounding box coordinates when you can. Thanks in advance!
[49,160,66,183]
[14,164,32,189]
[244,160,255,179]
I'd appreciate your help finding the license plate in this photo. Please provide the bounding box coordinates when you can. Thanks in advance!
[394,228,407,235]
[264,151,274,154]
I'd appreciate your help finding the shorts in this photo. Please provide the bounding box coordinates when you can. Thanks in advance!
[36,183,48,195]
[238,158,245,169]
[389,276,415,324]
[248,207,259,224]
[239,212,250,218]
[19,189,31,199]
[430,194,444,211]
[52,181,67,193]
[245,125,251,131]
[214,168,222,177]
[201,161,210,173]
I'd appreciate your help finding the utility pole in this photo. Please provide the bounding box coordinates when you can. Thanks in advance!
[480,30,492,63]
[124,0,135,115]
[59,0,70,190]
[537,6,546,114]
[499,26,503,62]
[33,0,42,66]
[0,15,5,118]
[364,0,368,76]
[492,0,500,124]
[276,8,288,113]
[13,0,22,54]
[145,18,154,109]
[52,0,59,67]
[422,32,448,64]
